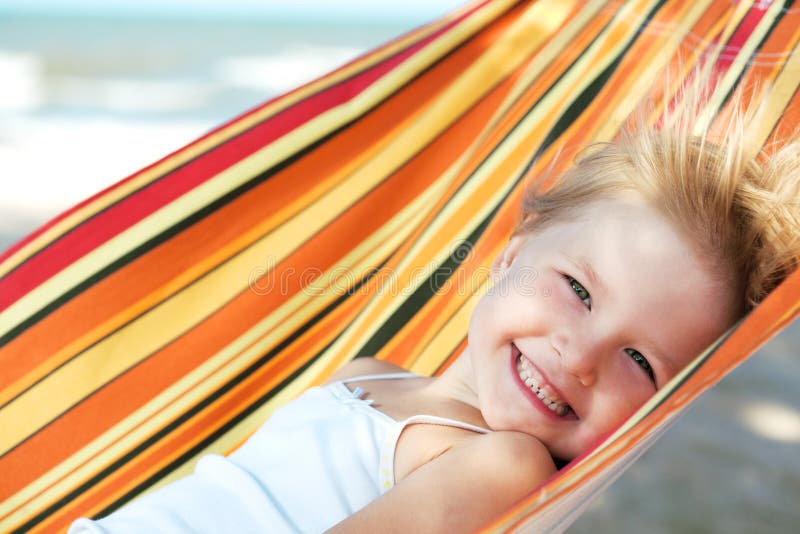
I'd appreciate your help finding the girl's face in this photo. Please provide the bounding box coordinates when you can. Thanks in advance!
[467,194,733,460]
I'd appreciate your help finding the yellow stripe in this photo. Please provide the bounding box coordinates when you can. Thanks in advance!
[550,0,666,139]
[751,44,800,149]
[411,290,481,375]
[0,0,515,343]
[0,176,446,526]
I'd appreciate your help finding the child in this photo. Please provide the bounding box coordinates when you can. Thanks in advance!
[70,81,800,533]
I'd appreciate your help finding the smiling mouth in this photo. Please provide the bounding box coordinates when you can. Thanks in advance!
[513,348,574,418]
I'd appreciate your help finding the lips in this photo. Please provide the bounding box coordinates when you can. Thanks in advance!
[510,343,577,420]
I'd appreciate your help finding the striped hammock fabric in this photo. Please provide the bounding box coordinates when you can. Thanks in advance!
[1,1,799,532]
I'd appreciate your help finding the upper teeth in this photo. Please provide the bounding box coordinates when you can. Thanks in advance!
[516,354,570,416]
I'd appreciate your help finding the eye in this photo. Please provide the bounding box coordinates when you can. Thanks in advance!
[625,348,656,384]
[565,275,591,309]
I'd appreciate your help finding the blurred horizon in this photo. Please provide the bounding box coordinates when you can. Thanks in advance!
[0,0,468,22]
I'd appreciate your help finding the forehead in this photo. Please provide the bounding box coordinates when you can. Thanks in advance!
[530,196,696,263]
[523,197,732,373]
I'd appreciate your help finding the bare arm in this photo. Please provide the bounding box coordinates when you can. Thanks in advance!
[325,431,557,533]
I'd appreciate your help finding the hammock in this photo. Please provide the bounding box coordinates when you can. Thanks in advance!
[1,0,798,532]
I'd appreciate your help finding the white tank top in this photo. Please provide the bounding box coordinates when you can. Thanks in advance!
[68,372,491,534]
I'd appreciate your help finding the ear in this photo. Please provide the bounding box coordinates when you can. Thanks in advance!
[492,234,529,271]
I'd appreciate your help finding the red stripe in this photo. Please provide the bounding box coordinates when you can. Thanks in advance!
[661,2,765,125]
[716,1,769,72]
[0,3,488,313]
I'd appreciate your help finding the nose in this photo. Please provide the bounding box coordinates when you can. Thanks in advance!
[551,329,603,387]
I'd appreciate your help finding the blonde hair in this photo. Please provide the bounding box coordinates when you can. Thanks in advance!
[516,79,800,315]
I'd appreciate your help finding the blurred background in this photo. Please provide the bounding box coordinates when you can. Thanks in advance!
[1,1,798,532]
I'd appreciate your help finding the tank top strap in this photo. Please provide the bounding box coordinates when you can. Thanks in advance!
[401,414,492,435]
[338,372,420,384]
[376,414,492,494]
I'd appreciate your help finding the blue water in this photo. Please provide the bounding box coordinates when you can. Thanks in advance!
[0,16,418,120]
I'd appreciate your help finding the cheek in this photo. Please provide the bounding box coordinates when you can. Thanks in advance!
[468,268,563,344]
[597,374,655,426]
[564,393,653,459]
[470,281,513,328]
[467,293,493,341]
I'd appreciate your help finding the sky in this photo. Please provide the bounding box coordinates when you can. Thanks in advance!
[0,0,470,21]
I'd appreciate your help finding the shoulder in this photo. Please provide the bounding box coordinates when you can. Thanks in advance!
[437,431,557,518]
[324,357,409,384]
[410,430,555,495]
[326,430,557,533]
[465,431,556,481]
